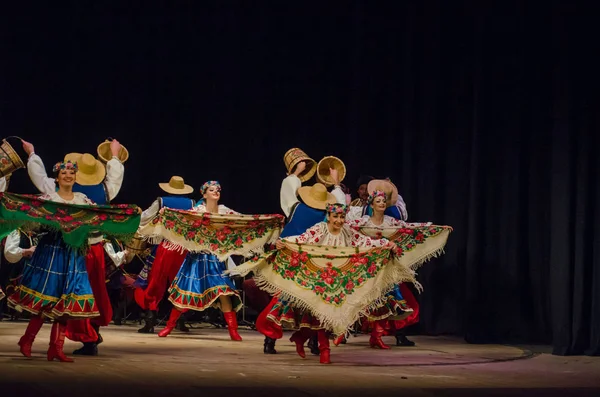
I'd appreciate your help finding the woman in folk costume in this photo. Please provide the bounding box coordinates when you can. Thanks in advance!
[23,140,125,356]
[347,179,424,347]
[59,141,126,356]
[8,142,99,362]
[135,176,195,334]
[260,203,397,364]
[157,181,244,340]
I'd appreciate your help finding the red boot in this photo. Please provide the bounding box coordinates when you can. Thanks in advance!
[289,329,312,358]
[333,334,346,346]
[369,320,391,349]
[47,322,74,363]
[317,330,331,364]
[18,315,45,358]
[223,311,242,341]
[158,308,183,337]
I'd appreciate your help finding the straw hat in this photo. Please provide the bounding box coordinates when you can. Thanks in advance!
[367,179,398,208]
[283,148,317,182]
[159,176,194,195]
[316,156,346,187]
[97,140,129,163]
[63,153,106,186]
[297,183,337,210]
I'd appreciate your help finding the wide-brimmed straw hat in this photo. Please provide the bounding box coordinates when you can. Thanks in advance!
[159,176,194,195]
[297,183,337,210]
[367,179,398,208]
[63,152,106,186]
[283,148,317,182]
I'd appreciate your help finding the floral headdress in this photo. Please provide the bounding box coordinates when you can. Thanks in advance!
[367,190,387,205]
[52,160,78,173]
[325,203,348,215]
[200,180,221,195]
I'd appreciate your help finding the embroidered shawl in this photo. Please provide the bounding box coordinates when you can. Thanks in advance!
[0,193,141,249]
[229,242,418,335]
[355,224,453,270]
[137,208,285,261]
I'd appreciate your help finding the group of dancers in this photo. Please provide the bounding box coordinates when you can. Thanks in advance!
[0,140,450,364]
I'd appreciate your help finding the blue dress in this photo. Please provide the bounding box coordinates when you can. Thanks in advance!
[8,232,99,319]
[167,203,242,312]
[168,253,242,312]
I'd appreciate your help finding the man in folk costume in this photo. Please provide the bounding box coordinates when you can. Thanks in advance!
[135,176,195,334]
[26,139,126,356]
[249,148,345,354]
[350,175,374,207]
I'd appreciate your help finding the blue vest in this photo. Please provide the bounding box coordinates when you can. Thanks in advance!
[159,196,195,210]
[71,183,109,205]
[280,203,325,238]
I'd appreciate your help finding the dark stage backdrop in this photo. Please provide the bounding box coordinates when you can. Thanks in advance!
[1,2,598,355]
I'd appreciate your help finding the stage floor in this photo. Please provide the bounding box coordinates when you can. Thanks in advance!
[0,321,599,396]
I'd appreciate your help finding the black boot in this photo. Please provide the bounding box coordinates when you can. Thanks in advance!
[114,299,126,325]
[263,337,277,354]
[138,310,156,333]
[307,334,320,355]
[176,316,190,333]
[395,331,416,346]
[73,342,98,356]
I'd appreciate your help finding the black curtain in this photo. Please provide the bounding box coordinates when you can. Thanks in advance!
[1,1,598,355]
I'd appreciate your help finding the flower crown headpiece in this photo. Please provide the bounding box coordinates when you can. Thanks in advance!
[326,203,348,215]
[201,180,221,195]
[52,160,78,173]
[367,190,387,205]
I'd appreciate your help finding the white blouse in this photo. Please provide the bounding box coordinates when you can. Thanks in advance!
[285,222,389,248]
[27,153,124,201]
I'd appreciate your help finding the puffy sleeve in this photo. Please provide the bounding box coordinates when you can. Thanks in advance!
[396,194,408,221]
[3,230,23,263]
[0,177,6,193]
[280,174,301,217]
[104,242,126,267]
[347,215,369,230]
[140,199,161,228]
[331,186,346,204]
[27,154,57,195]
[349,228,389,248]
[79,193,96,206]
[385,216,407,227]
[219,205,241,215]
[104,158,125,201]
[191,203,206,214]
[345,206,364,222]
[284,222,324,245]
